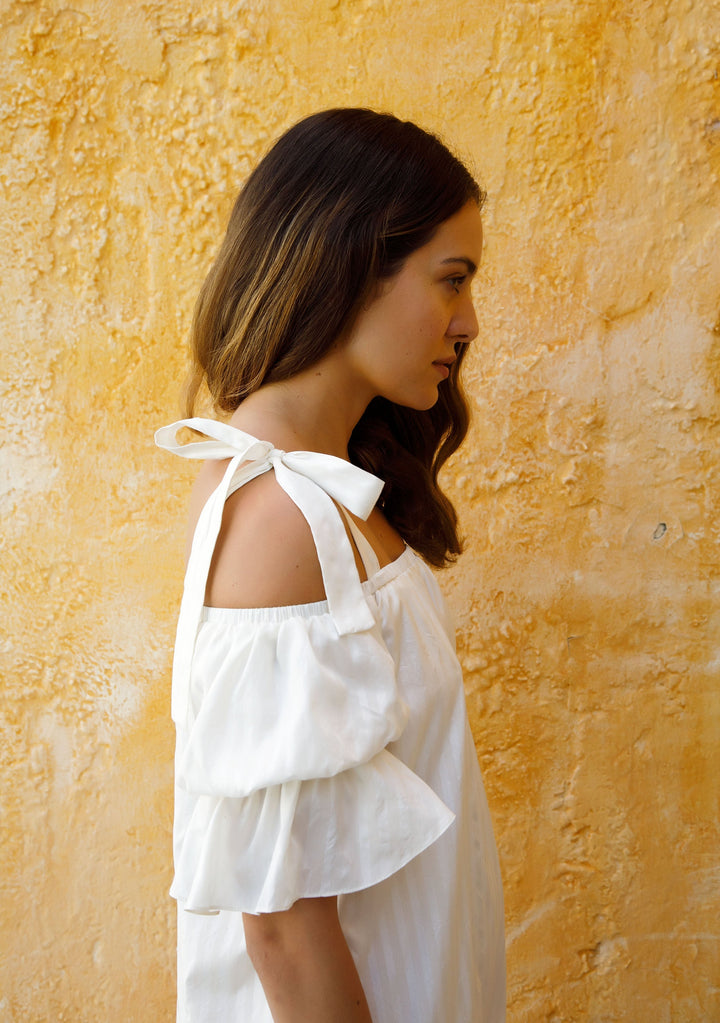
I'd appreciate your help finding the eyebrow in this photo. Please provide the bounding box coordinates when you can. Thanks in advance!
[440,256,478,275]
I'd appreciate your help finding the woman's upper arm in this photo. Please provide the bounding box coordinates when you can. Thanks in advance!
[192,466,327,609]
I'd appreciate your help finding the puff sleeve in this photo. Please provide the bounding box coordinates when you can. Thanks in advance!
[155,419,455,917]
[171,607,455,915]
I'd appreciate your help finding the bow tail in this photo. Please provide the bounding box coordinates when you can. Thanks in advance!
[273,458,375,636]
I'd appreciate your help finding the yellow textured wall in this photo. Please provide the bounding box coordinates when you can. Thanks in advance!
[1,0,718,1019]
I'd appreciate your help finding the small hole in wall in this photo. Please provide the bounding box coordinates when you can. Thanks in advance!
[653,523,667,541]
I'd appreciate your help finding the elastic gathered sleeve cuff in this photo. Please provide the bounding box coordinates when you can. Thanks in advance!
[171,609,455,914]
[172,749,455,915]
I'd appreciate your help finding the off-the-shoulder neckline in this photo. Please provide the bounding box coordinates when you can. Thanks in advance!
[200,546,418,622]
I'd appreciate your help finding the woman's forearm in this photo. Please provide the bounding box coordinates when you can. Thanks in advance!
[243,897,373,1023]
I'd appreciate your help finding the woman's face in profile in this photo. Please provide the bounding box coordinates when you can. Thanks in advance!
[343,201,483,411]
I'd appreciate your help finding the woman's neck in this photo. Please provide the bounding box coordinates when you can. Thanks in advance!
[228,355,372,459]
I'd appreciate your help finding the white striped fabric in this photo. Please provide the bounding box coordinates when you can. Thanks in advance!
[156,419,506,1022]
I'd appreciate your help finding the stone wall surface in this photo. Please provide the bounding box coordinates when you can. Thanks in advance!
[1,0,718,1020]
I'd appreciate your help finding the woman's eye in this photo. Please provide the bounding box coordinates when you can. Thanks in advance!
[448,275,466,293]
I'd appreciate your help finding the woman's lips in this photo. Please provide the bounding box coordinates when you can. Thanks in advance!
[433,356,455,376]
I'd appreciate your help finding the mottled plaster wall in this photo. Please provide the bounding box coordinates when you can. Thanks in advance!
[1,1,718,1020]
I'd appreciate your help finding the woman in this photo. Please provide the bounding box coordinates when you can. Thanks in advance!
[156,108,505,1022]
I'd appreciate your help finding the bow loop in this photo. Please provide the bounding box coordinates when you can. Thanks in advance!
[154,419,273,466]
[280,450,383,521]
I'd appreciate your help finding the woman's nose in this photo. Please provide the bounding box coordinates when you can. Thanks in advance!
[449,295,479,343]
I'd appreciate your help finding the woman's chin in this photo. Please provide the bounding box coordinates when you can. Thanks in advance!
[397,389,441,412]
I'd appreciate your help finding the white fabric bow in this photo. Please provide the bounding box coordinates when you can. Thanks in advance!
[155,418,385,724]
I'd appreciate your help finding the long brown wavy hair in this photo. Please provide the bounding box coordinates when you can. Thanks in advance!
[184,108,484,566]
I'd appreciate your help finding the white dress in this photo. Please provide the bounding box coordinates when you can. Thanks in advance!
[155,417,506,1023]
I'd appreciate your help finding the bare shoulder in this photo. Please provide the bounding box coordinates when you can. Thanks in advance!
[189,462,326,609]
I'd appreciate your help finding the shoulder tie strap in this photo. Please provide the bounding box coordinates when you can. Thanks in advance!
[155,418,385,725]
[339,506,382,579]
